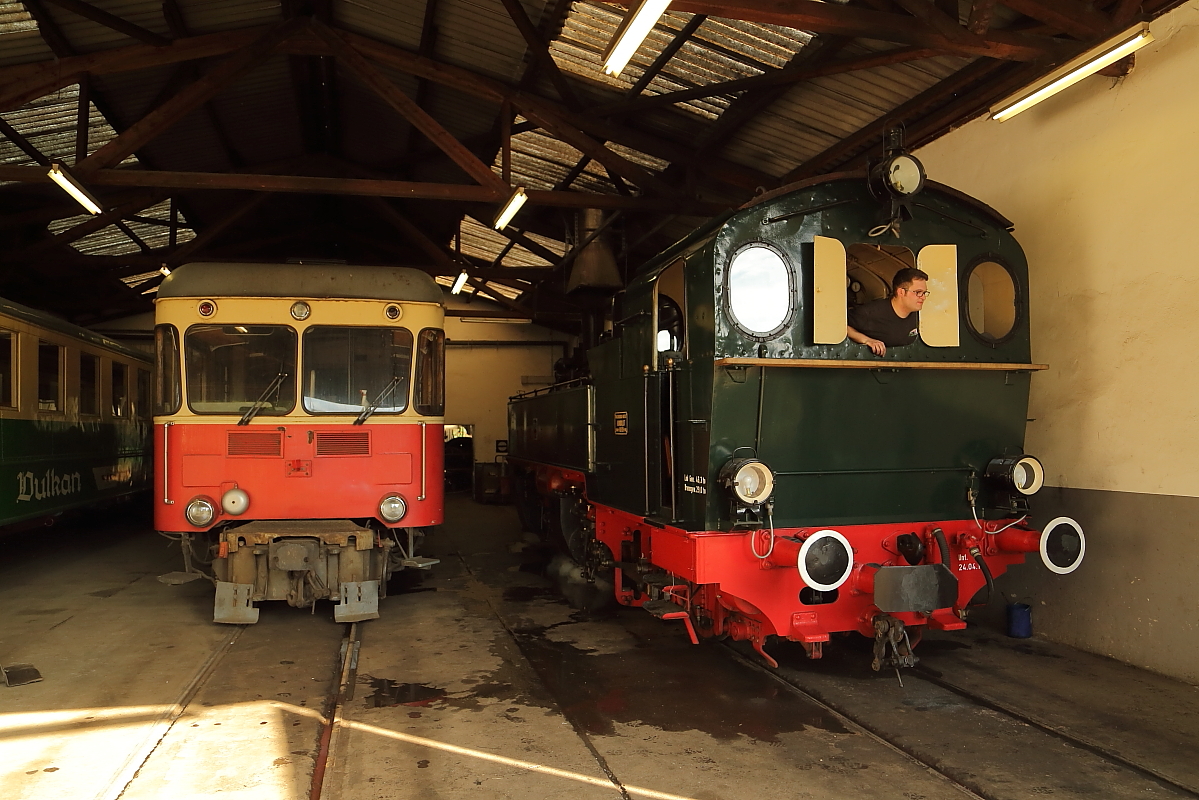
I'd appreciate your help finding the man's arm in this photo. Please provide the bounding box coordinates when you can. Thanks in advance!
[847,325,886,356]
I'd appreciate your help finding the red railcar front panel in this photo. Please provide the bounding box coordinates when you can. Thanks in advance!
[156,422,444,532]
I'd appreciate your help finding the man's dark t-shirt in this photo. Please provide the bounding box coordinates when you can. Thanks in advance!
[847,298,919,347]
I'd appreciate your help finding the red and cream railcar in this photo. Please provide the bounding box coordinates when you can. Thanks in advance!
[154,263,445,624]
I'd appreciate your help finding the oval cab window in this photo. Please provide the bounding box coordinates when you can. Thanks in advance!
[966,260,1018,342]
[727,245,793,338]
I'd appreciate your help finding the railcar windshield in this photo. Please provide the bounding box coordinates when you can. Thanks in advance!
[302,326,413,415]
[185,325,297,415]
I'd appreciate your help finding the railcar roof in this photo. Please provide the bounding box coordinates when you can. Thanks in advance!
[0,295,150,363]
[158,263,445,305]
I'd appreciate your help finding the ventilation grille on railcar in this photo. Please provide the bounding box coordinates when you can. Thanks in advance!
[315,431,371,456]
[227,430,283,456]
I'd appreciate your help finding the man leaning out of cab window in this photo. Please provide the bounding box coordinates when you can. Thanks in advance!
[846,267,929,356]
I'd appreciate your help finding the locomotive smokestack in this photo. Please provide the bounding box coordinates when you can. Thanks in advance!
[567,209,622,294]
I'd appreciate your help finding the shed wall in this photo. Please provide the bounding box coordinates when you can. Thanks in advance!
[916,0,1199,682]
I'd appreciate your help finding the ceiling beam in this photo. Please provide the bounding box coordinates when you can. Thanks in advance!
[497,0,585,110]
[0,119,52,167]
[777,57,1005,185]
[1,193,170,263]
[0,165,729,213]
[0,27,273,113]
[75,19,305,177]
[165,192,272,266]
[999,0,1112,39]
[311,22,509,193]
[595,45,937,118]
[603,0,1061,60]
[40,0,171,47]
[966,0,997,34]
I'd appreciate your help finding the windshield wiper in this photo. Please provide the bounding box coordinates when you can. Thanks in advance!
[354,375,402,425]
[238,372,288,426]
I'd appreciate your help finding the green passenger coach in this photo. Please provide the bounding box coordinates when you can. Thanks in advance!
[0,296,152,529]
[509,158,1085,671]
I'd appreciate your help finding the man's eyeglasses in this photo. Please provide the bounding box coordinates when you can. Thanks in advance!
[902,288,931,298]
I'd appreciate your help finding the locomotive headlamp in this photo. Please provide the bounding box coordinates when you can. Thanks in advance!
[869,153,925,198]
[985,455,1045,495]
[1040,516,1086,575]
[290,301,311,320]
[185,497,216,527]
[379,493,407,523]
[222,487,250,515]
[384,304,402,320]
[798,530,854,592]
[719,458,775,506]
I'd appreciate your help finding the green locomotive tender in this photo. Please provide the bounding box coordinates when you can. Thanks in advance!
[509,162,1084,669]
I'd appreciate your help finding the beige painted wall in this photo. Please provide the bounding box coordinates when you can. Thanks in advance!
[443,296,574,462]
[918,3,1199,497]
[916,1,1199,681]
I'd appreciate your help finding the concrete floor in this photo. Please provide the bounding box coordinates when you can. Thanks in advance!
[1,497,1197,800]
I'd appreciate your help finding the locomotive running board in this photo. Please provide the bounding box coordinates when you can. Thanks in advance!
[335,581,380,623]
[214,581,260,624]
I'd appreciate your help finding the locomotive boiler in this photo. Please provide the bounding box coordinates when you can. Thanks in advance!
[508,159,1085,670]
[154,263,445,624]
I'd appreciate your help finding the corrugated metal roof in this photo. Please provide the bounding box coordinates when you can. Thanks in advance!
[549,5,813,122]
[49,199,195,257]
[36,0,174,53]
[722,42,972,176]
[457,215,559,267]
[0,83,138,169]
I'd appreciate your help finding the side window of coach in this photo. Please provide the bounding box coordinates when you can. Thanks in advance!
[0,330,15,409]
[80,352,100,416]
[136,368,150,419]
[37,341,61,412]
[111,361,128,417]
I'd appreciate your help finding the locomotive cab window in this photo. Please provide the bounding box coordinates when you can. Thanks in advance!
[814,240,958,347]
[80,352,99,416]
[414,328,445,416]
[726,244,794,339]
[186,325,297,415]
[302,326,413,415]
[656,258,686,357]
[155,324,182,416]
[37,341,61,412]
[0,329,15,409]
[111,361,128,417]
[966,259,1018,343]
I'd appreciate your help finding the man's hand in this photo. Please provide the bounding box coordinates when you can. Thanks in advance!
[846,325,886,356]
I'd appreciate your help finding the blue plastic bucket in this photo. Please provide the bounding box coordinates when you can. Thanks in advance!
[1006,603,1032,638]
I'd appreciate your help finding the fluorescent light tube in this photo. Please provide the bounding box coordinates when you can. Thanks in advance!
[459,316,533,324]
[451,271,469,294]
[603,0,671,78]
[47,162,102,215]
[492,186,528,231]
[991,23,1153,122]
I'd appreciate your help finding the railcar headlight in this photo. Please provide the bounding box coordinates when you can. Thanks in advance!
[718,458,775,506]
[379,493,407,522]
[798,530,854,592]
[985,455,1045,495]
[185,497,216,527]
[222,487,249,515]
[290,301,311,320]
[1040,517,1085,575]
